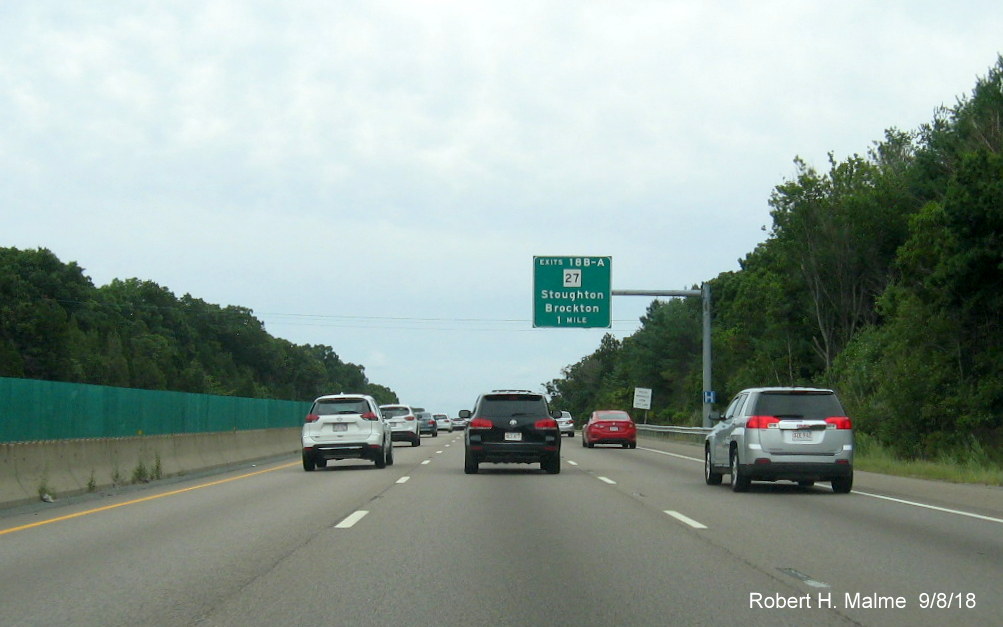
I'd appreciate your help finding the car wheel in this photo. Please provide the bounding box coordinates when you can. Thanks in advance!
[831,473,853,494]
[302,452,316,472]
[542,455,560,474]
[375,444,387,469]
[730,449,750,492]
[387,442,395,466]
[315,458,327,469]
[588,441,595,448]
[412,433,420,447]
[622,442,629,449]
[464,449,479,474]
[704,447,723,485]
[581,437,587,448]
[628,441,637,449]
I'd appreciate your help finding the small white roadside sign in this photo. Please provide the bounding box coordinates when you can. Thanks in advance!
[633,387,652,410]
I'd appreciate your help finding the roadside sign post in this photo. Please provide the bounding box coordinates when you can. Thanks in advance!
[633,387,652,424]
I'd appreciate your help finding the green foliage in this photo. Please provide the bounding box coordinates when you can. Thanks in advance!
[0,247,396,403]
[547,56,1003,467]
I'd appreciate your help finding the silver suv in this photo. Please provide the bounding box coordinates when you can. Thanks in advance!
[301,394,393,471]
[704,387,853,493]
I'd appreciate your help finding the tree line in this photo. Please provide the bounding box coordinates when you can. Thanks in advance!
[0,247,398,405]
[547,57,1003,462]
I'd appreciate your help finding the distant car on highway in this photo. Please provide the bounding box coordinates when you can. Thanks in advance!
[556,410,575,437]
[417,411,438,437]
[434,413,453,432]
[704,387,854,493]
[380,404,421,447]
[582,410,636,448]
[301,394,393,471]
[451,416,467,430]
[461,390,561,474]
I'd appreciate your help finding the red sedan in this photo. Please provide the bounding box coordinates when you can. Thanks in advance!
[582,410,637,449]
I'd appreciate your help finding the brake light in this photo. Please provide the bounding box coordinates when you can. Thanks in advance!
[360,412,378,421]
[305,414,320,423]
[825,416,852,429]
[746,416,780,429]
[468,418,493,429]
[405,415,416,421]
[534,418,558,429]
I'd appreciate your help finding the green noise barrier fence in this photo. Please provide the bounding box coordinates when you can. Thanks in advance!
[0,377,311,443]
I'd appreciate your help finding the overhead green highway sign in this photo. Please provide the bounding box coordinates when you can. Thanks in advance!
[533,256,611,328]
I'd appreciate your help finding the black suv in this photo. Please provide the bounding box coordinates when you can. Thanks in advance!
[460,390,562,474]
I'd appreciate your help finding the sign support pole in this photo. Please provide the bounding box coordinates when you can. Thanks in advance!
[613,286,713,428]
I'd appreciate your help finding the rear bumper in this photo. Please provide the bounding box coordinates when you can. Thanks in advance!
[305,443,382,461]
[740,461,853,481]
[467,441,559,464]
[391,430,419,442]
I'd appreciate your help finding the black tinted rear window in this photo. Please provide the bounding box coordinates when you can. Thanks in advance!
[751,392,844,419]
[478,394,548,417]
[314,398,369,415]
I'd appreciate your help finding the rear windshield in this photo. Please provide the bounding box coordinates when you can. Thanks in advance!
[597,411,631,421]
[313,398,369,415]
[478,394,548,418]
[750,392,844,419]
[381,407,410,418]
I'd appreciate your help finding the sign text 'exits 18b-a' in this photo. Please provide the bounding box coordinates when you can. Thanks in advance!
[533,256,611,328]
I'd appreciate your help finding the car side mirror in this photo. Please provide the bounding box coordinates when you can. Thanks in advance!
[551,409,562,419]
[459,409,471,419]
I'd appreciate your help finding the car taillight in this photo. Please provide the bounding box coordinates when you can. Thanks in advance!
[468,418,493,429]
[305,414,320,423]
[535,418,558,429]
[405,415,416,421]
[825,416,852,429]
[360,412,378,420]
[746,416,780,429]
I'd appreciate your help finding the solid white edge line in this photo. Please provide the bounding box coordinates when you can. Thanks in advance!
[639,447,701,462]
[598,476,616,485]
[335,510,369,528]
[396,476,410,484]
[854,490,1003,525]
[664,510,708,529]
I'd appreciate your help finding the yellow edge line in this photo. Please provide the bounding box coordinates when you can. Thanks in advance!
[0,461,298,536]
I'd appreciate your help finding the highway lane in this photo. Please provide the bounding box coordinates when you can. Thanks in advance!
[1,433,1000,625]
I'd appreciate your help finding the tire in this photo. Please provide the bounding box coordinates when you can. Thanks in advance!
[831,473,853,494]
[622,442,629,449]
[387,442,395,466]
[464,449,479,474]
[411,433,420,447]
[581,437,587,448]
[542,455,560,474]
[704,447,723,485]
[730,449,750,492]
[302,452,316,472]
[588,441,595,448]
[628,442,637,449]
[375,444,387,469]
[315,458,327,469]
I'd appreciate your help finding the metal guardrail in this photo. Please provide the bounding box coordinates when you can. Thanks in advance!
[636,424,711,436]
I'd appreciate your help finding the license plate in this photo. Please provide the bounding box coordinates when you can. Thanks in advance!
[504,432,522,441]
[609,426,619,432]
[791,430,812,441]
[333,423,348,432]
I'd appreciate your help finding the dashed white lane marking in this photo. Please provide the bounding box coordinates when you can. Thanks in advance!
[664,510,708,529]
[421,460,431,465]
[396,476,410,484]
[436,450,443,454]
[598,476,617,485]
[567,460,579,466]
[335,510,368,528]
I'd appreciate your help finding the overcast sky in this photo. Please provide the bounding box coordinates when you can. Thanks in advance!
[3,1,1001,415]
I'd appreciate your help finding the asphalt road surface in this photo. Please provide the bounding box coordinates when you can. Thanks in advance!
[2,434,1001,626]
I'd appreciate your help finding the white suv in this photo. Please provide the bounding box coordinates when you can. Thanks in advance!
[302,394,393,471]
[380,404,422,447]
